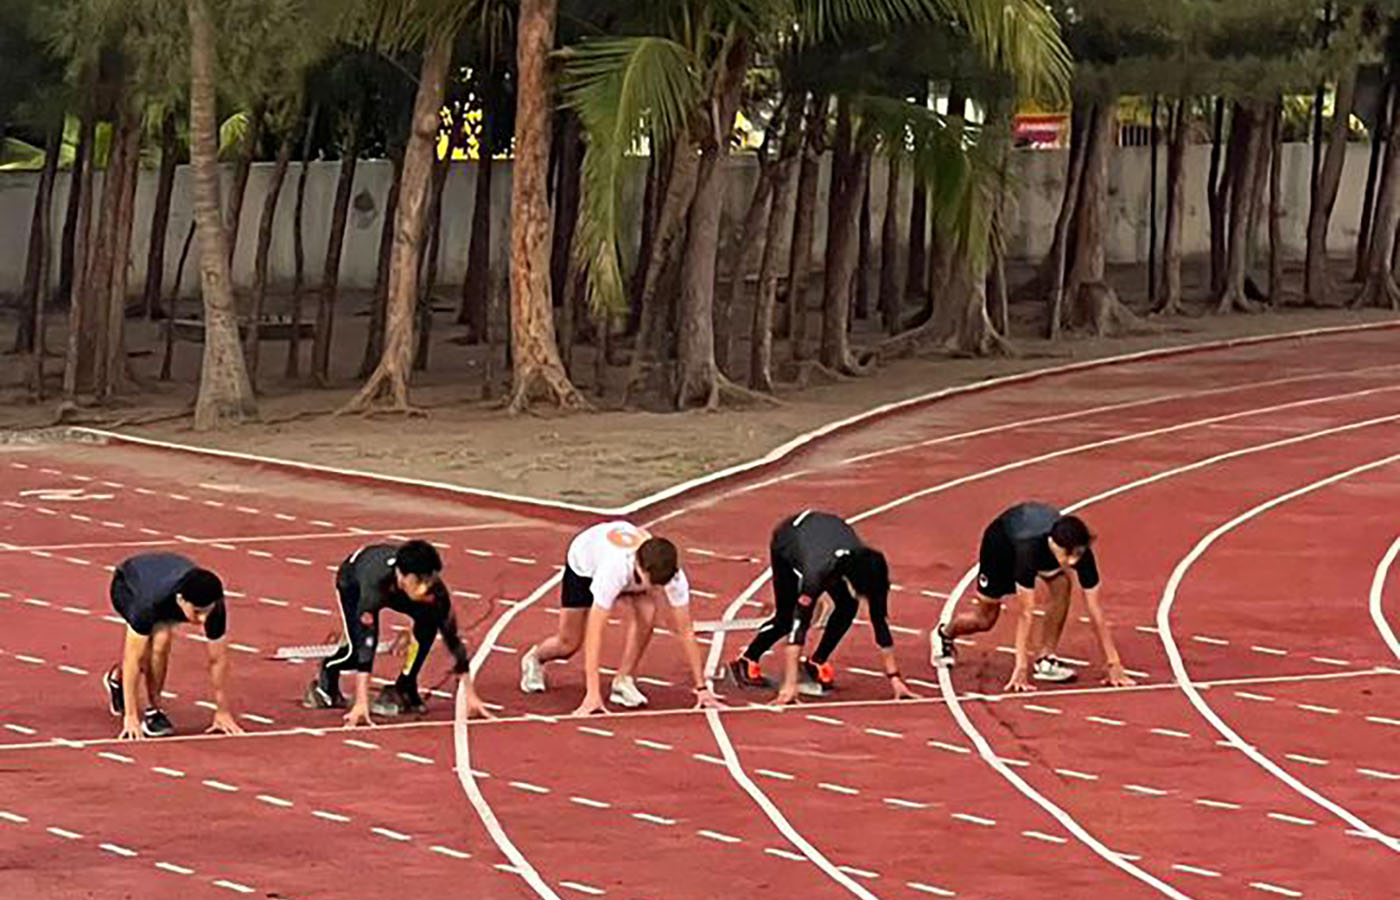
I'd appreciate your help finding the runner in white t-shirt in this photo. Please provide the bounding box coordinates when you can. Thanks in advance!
[520,521,720,715]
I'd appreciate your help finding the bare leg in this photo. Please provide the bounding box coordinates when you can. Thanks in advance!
[943,595,1003,638]
[145,628,174,708]
[1035,575,1073,659]
[616,596,657,679]
[534,609,588,662]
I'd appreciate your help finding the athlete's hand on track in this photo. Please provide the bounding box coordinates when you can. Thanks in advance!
[890,676,919,700]
[693,687,723,710]
[771,684,800,706]
[464,695,495,720]
[1004,669,1036,693]
[207,709,245,735]
[343,702,375,728]
[1104,664,1136,688]
[572,693,607,717]
[118,714,144,741]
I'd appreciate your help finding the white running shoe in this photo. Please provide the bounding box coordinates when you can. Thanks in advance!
[930,626,957,669]
[520,645,547,693]
[608,675,649,708]
[1032,656,1077,683]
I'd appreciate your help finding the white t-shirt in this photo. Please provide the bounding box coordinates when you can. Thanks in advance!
[566,521,690,611]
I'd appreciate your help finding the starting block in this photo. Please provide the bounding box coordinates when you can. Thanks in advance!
[272,639,398,660]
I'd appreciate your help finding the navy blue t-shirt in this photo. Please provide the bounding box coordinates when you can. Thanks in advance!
[112,553,227,640]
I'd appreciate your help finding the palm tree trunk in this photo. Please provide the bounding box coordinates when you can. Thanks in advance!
[361,148,404,379]
[15,125,60,356]
[226,99,266,270]
[1355,81,1392,283]
[1217,104,1265,313]
[187,0,257,428]
[247,133,294,387]
[1038,103,1087,337]
[905,185,927,303]
[855,153,873,322]
[878,155,904,334]
[61,78,100,403]
[506,0,586,412]
[1304,65,1358,306]
[100,103,144,401]
[343,28,455,414]
[627,145,661,342]
[416,135,458,372]
[286,104,318,379]
[1157,97,1187,315]
[160,223,196,381]
[458,151,494,337]
[552,113,585,373]
[143,111,179,319]
[57,69,96,319]
[717,142,775,378]
[312,123,360,385]
[1207,98,1229,297]
[1269,101,1285,303]
[785,94,825,359]
[819,98,866,375]
[1353,88,1400,310]
[26,125,61,397]
[86,92,132,395]
[750,103,804,393]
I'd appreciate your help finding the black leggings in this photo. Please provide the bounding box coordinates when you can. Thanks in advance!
[320,577,438,694]
[741,547,858,665]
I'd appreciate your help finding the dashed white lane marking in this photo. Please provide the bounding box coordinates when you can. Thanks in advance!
[214,879,255,893]
[569,797,611,810]
[631,813,676,826]
[1124,785,1171,797]
[430,845,472,859]
[864,727,903,739]
[818,783,860,796]
[1358,767,1400,781]
[1249,882,1303,897]
[1195,799,1243,810]
[371,827,412,841]
[951,813,996,827]
[1192,635,1229,646]
[1266,813,1317,826]
[805,714,844,726]
[286,557,313,566]
[559,881,605,896]
[1251,645,1288,656]
[884,798,931,810]
[907,882,956,897]
[1367,716,1400,726]
[1284,754,1329,766]
[100,842,138,857]
[1023,704,1062,715]
[258,597,289,607]
[1150,728,1191,739]
[47,826,82,839]
[1172,864,1222,878]
[757,769,795,781]
[152,767,185,778]
[838,865,879,879]
[61,606,90,616]
[1022,830,1069,845]
[764,848,806,861]
[98,752,133,764]
[312,811,351,823]
[3,724,36,736]
[509,782,550,794]
[698,829,742,843]
[577,726,614,738]
[256,795,294,808]
[1296,703,1340,715]
[344,739,379,750]
[14,655,44,665]
[23,598,50,607]
[1311,657,1350,667]
[1234,691,1275,702]
[202,780,238,793]
[240,713,274,725]
[59,665,88,676]
[634,739,674,751]
[929,740,971,755]
[1085,716,1125,726]
[396,752,434,765]
[156,862,194,875]
[0,811,29,823]
[692,753,725,766]
[301,606,330,616]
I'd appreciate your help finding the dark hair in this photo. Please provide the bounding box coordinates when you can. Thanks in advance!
[636,537,679,585]
[393,540,443,577]
[843,547,889,600]
[1050,515,1093,553]
[179,568,224,608]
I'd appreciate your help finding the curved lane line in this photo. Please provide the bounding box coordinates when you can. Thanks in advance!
[1157,452,1400,853]
[1368,537,1400,662]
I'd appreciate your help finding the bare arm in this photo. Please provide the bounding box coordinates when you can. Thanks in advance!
[573,605,610,715]
[205,639,244,734]
[1008,585,1038,691]
[667,604,715,697]
[1082,584,1134,686]
[119,628,150,740]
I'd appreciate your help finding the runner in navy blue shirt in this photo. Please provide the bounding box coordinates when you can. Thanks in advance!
[932,502,1134,692]
[103,553,241,739]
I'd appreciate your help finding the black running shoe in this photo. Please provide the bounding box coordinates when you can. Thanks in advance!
[931,625,957,669]
[104,666,123,716]
[727,657,771,689]
[370,685,413,717]
[393,680,428,714]
[302,676,345,710]
[141,708,174,738]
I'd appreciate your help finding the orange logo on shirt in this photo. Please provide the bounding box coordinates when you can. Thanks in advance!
[606,526,649,549]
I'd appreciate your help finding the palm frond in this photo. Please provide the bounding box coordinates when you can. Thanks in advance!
[560,35,703,314]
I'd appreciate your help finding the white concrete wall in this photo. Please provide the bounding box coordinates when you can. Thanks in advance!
[0,141,1375,298]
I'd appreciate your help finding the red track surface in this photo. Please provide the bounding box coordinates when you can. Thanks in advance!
[3,327,1399,899]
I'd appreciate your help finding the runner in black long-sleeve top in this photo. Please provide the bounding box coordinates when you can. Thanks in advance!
[931,501,1134,692]
[303,540,490,726]
[729,511,917,705]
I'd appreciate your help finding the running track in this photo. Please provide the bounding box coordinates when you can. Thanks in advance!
[2,325,1399,899]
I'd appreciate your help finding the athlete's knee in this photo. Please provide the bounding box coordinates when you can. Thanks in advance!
[971,597,1002,629]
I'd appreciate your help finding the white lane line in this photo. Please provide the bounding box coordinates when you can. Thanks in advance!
[256,795,294,808]
[509,782,550,794]
[1359,767,1400,781]
[396,752,434,765]
[1249,883,1302,898]
[372,827,412,841]
[1158,448,1400,854]
[431,845,472,859]
[951,813,996,827]
[152,767,185,778]
[202,780,238,793]
[884,798,931,810]
[764,848,807,862]
[569,797,611,810]
[47,826,82,839]
[907,882,956,897]
[1311,656,1350,667]
[312,811,351,823]
[631,813,676,826]
[214,880,256,893]
[1296,703,1340,715]
[1284,754,1329,766]
[577,726,614,738]
[2,725,35,735]
[155,862,194,875]
[634,739,674,751]
[698,829,742,843]
[1267,813,1317,826]
[1172,864,1222,878]
[1367,716,1400,726]
[1124,785,1171,797]
[0,811,31,823]
[1251,645,1288,656]
[98,752,133,764]
[1023,704,1062,715]
[100,843,138,857]
[817,783,860,796]
[1085,716,1125,727]
[1023,830,1069,845]
[929,740,971,755]
[1055,768,1099,781]
[59,665,89,675]
[1234,692,1275,703]
[1195,799,1242,810]
[1370,537,1400,662]
[1150,728,1191,739]
[757,769,795,781]
[559,881,605,896]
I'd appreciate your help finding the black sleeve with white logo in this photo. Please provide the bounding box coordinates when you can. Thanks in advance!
[1074,548,1101,590]
[773,511,863,598]
[432,584,472,674]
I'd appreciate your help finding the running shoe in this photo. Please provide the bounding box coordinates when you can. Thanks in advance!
[800,658,836,694]
[726,657,771,689]
[930,625,957,669]
[608,675,649,709]
[370,684,425,717]
[520,645,547,693]
[1032,656,1077,683]
[104,666,123,716]
[141,708,174,738]
[302,676,346,709]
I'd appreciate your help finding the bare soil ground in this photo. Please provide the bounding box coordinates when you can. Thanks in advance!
[1,256,1393,507]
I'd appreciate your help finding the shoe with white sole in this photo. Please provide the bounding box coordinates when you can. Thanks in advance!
[931,626,957,669]
[608,675,648,708]
[520,645,547,693]
[1032,656,1077,683]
